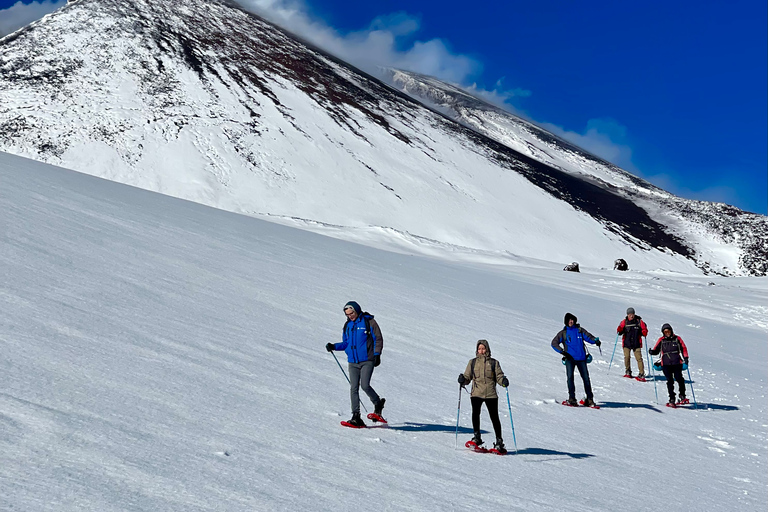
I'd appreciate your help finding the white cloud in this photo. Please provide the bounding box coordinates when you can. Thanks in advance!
[540,118,638,172]
[0,0,66,38]
[234,0,518,95]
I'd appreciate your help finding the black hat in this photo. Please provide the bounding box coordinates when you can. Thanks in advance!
[564,313,577,325]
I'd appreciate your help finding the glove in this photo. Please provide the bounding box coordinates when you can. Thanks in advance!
[325,343,334,352]
[561,351,572,360]
[458,374,466,385]
[595,339,602,347]
[374,355,381,367]
[684,357,689,364]
[501,377,509,387]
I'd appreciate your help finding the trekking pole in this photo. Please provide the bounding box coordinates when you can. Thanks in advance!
[608,334,620,370]
[455,384,464,448]
[330,351,368,413]
[505,386,519,454]
[686,366,698,409]
[645,338,659,404]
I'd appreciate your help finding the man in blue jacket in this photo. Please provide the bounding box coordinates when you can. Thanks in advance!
[326,301,385,427]
[551,313,601,407]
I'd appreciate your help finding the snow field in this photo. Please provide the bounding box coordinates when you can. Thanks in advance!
[0,152,765,511]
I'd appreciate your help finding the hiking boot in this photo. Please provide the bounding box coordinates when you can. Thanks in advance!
[624,371,632,378]
[638,373,645,379]
[374,398,386,416]
[471,432,484,446]
[493,439,507,454]
[582,398,596,407]
[566,398,578,407]
[347,412,366,428]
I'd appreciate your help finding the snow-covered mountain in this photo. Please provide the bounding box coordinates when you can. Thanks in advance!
[384,69,768,277]
[2,150,767,512]
[0,0,765,276]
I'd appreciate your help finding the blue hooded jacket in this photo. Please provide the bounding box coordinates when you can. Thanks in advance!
[551,313,598,361]
[334,302,382,363]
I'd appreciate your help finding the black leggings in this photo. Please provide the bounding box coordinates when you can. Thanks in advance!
[471,397,503,439]
[662,364,686,400]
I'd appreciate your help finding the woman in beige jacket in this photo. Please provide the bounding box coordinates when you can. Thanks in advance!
[458,339,509,452]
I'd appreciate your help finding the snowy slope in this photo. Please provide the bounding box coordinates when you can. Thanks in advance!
[384,69,768,277]
[0,0,763,277]
[1,151,766,511]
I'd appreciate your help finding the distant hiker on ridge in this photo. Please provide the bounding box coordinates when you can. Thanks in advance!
[552,313,601,407]
[617,307,648,379]
[458,339,509,454]
[649,323,690,407]
[326,301,385,428]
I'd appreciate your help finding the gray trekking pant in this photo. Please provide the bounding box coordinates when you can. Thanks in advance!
[348,361,380,414]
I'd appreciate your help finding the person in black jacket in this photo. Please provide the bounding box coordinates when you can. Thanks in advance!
[649,323,690,406]
[616,307,648,378]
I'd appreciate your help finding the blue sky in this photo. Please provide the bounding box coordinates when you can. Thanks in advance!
[2,0,766,213]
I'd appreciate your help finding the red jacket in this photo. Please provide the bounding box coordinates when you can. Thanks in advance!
[617,316,648,349]
[650,335,689,366]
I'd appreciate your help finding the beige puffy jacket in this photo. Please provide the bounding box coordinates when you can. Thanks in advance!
[462,340,506,399]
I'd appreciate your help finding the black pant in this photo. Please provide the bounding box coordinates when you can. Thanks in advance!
[565,358,593,400]
[470,397,503,440]
[662,364,686,401]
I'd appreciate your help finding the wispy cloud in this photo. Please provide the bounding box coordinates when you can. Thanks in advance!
[235,0,512,93]
[0,0,65,38]
[644,171,745,209]
[540,118,638,172]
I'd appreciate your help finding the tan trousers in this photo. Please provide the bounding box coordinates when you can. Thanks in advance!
[624,347,645,375]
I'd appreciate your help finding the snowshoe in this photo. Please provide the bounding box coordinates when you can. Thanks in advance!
[367,412,387,423]
[341,412,366,428]
[579,398,600,409]
[635,376,647,382]
[562,398,579,407]
[677,397,690,405]
[465,439,488,453]
[367,398,386,423]
[623,372,633,379]
[666,401,677,408]
[489,439,508,455]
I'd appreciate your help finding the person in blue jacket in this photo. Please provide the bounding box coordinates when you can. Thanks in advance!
[551,313,601,407]
[326,301,385,427]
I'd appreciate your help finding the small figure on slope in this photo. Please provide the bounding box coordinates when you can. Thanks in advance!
[326,301,386,427]
[649,323,690,407]
[458,340,509,454]
[617,307,648,379]
[552,313,601,407]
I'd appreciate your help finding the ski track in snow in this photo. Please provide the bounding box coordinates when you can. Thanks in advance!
[0,152,766,511]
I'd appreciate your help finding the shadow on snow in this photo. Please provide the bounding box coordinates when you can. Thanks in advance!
[387,422,476,433]
[688,403,739,411]
[597,401,664,412]
[513,447,595,460]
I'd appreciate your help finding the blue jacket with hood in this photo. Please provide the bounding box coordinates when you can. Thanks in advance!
[333,301,383,364]
[551,313,598,361]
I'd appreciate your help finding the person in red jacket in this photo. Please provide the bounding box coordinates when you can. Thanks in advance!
[649,323,690,406]
[617,307,649,378]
